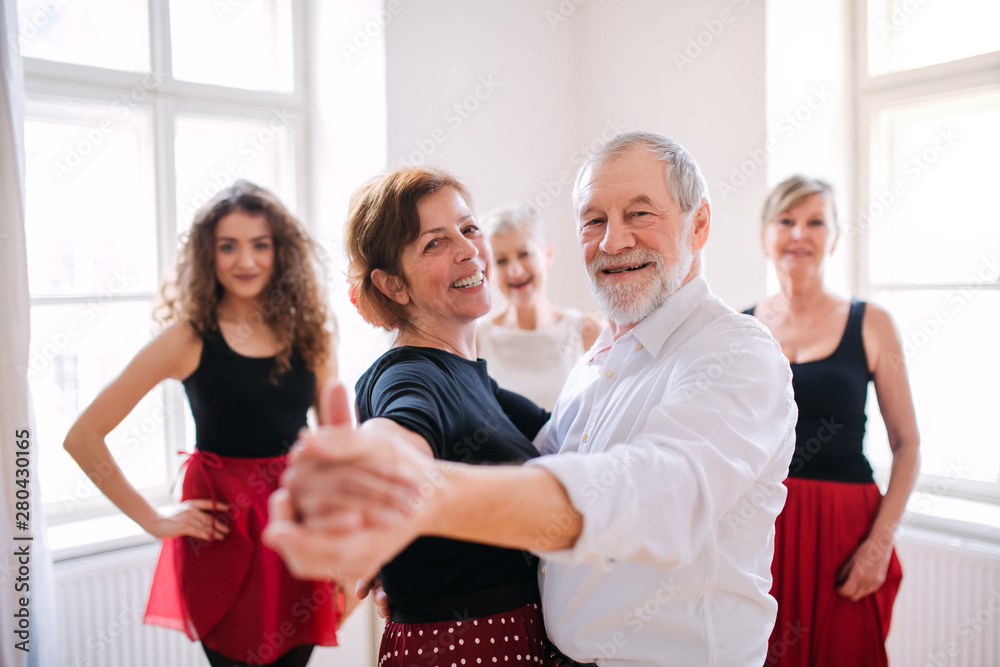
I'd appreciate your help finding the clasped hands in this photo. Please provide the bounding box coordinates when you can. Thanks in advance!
[262,382,446,589]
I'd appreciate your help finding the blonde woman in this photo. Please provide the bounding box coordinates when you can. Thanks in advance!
[745,176,919,667]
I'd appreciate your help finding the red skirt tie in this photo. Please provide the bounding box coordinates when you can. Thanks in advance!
[144,450,341,663]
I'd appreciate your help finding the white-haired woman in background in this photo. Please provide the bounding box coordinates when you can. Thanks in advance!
[477,205,603,410]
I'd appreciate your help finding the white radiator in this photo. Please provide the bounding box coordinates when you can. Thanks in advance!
[54,531,1000,666]
[54,543,376,667]
[887,529,1000,667]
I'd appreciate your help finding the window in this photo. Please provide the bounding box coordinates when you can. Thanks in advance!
[20,0,308,525]
[855,1,1000,509]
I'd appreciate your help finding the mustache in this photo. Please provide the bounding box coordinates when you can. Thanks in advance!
[587,248,662,274]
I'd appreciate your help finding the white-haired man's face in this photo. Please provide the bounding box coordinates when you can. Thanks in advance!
[575,148,705,326]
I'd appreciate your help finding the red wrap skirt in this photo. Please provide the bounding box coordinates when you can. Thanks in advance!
[767,477,903,667]
[144,451,341,663]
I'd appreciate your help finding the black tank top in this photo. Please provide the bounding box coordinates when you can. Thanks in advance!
[745,301,875,483]
[182,333,316,458]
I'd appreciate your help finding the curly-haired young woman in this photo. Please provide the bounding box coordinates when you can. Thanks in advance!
[64,181,346,667]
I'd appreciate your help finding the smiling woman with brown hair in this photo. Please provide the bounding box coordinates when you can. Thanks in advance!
[340,166,549,666]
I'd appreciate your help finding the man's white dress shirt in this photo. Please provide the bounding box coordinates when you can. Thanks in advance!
[528,273,796,667]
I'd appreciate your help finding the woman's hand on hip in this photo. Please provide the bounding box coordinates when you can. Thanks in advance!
[148,498,231,541]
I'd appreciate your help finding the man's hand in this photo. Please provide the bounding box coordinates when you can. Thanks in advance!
[264,381,446,582]
[285,381,438,530]
[264,486,421,583]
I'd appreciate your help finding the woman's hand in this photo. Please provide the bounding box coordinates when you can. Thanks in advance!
[835,535,893,601]
[147,499,231,541]
[356,577,392,621]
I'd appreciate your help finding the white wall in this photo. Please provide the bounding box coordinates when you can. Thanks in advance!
[309,0,392,386]
[765,0,854,296]
[384,0,587,309]
[385,0,769,312]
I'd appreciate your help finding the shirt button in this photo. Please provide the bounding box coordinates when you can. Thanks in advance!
[541,565,547,574]
[582,434,588,443]
[605,369,614,378]
[635,342,643,350]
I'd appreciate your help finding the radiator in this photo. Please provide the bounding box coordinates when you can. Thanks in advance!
[54,531,1000,666]
[53,543,376,667]
[887,529,1000,667]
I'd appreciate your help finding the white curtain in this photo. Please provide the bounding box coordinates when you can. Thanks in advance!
[0,1,58,664]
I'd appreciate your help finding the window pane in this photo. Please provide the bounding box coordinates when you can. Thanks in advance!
[16,0,149,72]
[867,89,1000,285]
[169,0,294,92]
[30,301,174,512]
[25,99,158,296]
[174,112,297,234]
[865,290,1000,485]
[868,0,1000,75]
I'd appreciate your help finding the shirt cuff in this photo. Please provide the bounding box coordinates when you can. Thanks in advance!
[525,450,639,567]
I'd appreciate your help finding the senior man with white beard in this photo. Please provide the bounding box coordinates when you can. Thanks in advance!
[265,131,797,667]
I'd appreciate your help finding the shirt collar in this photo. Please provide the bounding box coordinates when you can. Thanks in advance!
[590,272,713,361]
[633,271,712,356]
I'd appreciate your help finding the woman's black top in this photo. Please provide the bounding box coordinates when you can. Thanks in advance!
[183,332,315,458]
[355,346,550,622]
[745,301,875,483]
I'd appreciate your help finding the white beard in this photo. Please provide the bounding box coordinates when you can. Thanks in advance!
[586,232,694,326]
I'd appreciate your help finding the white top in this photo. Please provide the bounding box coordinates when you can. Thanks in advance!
[528,273,797,667]
[477,308,587,410]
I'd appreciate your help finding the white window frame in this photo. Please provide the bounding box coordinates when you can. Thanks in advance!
[28,0,313,526]
[853,1,1000,510]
